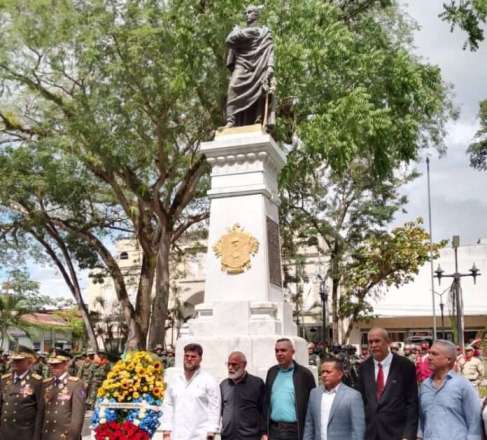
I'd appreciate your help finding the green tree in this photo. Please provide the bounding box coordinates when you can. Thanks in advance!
[0,0,452,349]
[468,99,487,170]
[0,269,46,348]
[441,0,487,50]
[339,220,445,340]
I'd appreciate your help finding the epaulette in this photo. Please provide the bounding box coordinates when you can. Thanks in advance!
[68,376,80,382]
[31,373,42,380]
[1,373,10,380]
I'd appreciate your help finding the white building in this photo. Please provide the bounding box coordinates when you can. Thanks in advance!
[86,238,487,347]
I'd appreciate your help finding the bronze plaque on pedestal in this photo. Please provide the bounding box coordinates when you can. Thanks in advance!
[267,217,282,286]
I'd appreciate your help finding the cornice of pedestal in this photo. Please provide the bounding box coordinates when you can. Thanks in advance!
[201,128,287,174]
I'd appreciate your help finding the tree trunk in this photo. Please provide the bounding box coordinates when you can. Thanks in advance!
[148,234,171,349]
[30,230,100,351]
[135,251,156,349]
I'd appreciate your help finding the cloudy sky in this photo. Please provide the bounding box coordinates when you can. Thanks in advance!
[395,1,487,245]
[7,1,487,297]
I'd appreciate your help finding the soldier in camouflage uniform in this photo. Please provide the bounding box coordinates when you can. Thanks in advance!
[32,353,50,379]
[41,352,86,440]
[0,347,44,440]
[85,353,110,409]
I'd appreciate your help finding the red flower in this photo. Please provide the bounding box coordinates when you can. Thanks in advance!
[95,421,149,440]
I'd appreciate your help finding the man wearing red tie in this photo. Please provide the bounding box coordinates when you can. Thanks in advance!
[357,328,418,440]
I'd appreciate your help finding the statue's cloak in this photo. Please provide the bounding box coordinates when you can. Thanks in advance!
[226,26,275,126]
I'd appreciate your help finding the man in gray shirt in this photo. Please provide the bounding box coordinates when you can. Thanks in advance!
[220,351,265,440]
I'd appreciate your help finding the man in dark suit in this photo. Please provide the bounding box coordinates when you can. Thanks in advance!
[263,338,316,440]
[357,328,418,440]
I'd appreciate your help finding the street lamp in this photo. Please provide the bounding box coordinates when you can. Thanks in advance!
[433,235,481,350]
[318,276,328,351]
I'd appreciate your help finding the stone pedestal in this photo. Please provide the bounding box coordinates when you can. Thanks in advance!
[175,125,309,381]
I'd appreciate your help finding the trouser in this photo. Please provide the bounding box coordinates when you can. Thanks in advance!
[269,421,298,440]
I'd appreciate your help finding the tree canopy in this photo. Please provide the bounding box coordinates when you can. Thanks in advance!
[441,0,487,50]
[0,0,454,348]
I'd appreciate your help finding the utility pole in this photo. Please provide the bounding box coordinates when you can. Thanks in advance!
[434,235,481,350]
[426,157,437,340]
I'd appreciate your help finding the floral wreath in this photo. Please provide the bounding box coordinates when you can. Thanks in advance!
[91,351,165,439]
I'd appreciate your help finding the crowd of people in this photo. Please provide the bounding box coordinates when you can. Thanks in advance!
[162,329,487,440]
[0,347,87,439]
[0,342,179,439]
[1,330,486,440]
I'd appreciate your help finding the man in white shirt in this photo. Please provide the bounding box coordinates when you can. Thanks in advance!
[303,358,365,440]
[161,343,221,440]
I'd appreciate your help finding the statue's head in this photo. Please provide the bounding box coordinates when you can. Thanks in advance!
[244,5,263,25]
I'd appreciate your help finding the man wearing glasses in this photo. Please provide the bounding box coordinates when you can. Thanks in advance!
[220,351,265,440]
[161,343,221,440]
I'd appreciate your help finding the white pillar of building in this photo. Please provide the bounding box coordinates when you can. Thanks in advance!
[174,125,309,380]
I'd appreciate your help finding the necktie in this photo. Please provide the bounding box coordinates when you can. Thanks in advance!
[376,362,384,399]
[14,376,21,384]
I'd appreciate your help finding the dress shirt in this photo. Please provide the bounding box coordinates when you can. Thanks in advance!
[161,368,221,440]
[220,372,265,440]
[373,351,393,384]
[270,366,297,422]
[418,370,481,440]
[320,384,340,440]
[13,369,29,383]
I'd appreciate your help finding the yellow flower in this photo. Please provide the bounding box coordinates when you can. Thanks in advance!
[133,391,140,399]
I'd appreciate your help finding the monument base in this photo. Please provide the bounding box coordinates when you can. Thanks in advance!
[174,333,309,381]
[171,127,313,382]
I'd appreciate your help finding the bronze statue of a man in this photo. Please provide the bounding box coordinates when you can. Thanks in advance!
[225,5,276,128]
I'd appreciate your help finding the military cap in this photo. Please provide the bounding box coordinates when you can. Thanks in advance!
[86,349,95,355]
[10,345,37,360]
[47,349,72,364]
[465,345,475,352]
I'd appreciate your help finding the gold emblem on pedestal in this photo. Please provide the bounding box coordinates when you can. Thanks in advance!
[213,224,259,274]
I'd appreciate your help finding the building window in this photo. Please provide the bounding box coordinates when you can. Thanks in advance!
[120,252,129,260]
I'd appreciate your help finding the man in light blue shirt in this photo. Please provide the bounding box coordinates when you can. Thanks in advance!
[264,338,316,440]
[418,339,481,440]
[270,364,297,422]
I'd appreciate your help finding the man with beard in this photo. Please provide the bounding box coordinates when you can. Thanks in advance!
[161,343,220,440]
[220,351,265,440]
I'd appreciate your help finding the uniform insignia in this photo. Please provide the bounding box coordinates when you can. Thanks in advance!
[1,373,10,380]
[68,376,80,382]
[21,384,34,397]
[32,373,42,380]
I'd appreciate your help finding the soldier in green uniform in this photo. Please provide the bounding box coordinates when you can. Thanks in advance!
[41,352,86,440]
[77,351,94,382]
[86,353,110,409]
[0,346,44,440]
[32,353,50,379]
[0,351,8,375]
